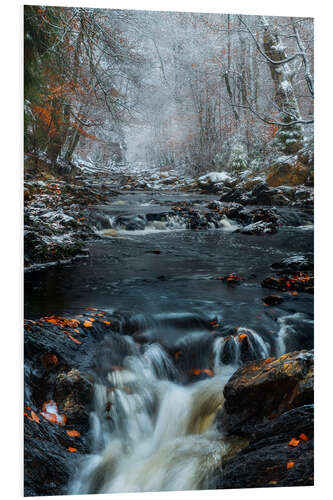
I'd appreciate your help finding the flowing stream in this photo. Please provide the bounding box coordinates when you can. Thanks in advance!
[25,190,314,493]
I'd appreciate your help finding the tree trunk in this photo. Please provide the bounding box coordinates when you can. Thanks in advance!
[262,19,304,154]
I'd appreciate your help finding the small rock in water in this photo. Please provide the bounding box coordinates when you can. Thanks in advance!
[262,295,284,306]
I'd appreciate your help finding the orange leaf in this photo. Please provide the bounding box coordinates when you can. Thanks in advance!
[103,320,111,325]
[88,317,96,322]
[68,447,77,452]
[299,433,309,441]
[288,438,300,447]
[74,329,80,334]
[66,429,81,437]
[68,335,82,344]
[238,333,248,341]
[83,321,93,327]
[30,411,40,424]
[40,315,80,328]
[174,351,181,361]
[203,369,214,377]
[86,307,97,311]
[286,461,295,469]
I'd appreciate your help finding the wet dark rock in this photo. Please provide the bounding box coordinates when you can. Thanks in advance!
[214,424,313,489]
[210,352,314,489]
[219,350,313,436]
[250,182,277,205]
[262,273,314,294]
[271,255,313,274]
[24,312,124,496]
[238,220,277,235]
[115,214,146,230]
[55,369,93,432]
[219,187,244,203]
[24,417,81,496]
[263,295,284,306]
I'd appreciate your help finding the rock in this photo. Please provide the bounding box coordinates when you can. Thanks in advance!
[55,369,93,432]
[238,220,277,235]
[219,187,244,203]
[220,350,313,435]
[24,186,32,201]
[198,171,233,192]
[262,273,314,293]
[213,407,314,488]
[250,182,277,205]
[266,161,309,187]
[262,295,284,306]
[24,417,81,496]
[271,255,313,274]
[115,214,146,230]
[210,349,314,490]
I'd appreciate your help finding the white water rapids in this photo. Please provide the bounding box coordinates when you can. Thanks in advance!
[70,336,248,494]
[70,323,287,494]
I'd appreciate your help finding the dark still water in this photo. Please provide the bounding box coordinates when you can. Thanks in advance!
[25,192,313,353]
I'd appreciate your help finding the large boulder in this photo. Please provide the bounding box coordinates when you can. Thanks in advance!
[266,160,309,187]
[220,350,313,435]
[198,171,234,192]
[210,351,314,489]
[213,405,314,489]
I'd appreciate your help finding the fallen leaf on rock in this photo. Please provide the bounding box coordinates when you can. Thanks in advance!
[74,329,80,334]
[103,320,111,325]
[289,438,300,447]
[66,430,81,437]
[238,333,248,341]
[299,433,309,441]
[68,335,82,345]
[83,320,93,327]
[87,317,96,322]
[25,410,40,423]
[191,368,214,377]
[30,411,40,423]
[40,315,80,328]
[286,461,295,469]
[86,307,97,311]
[68,447,77,453]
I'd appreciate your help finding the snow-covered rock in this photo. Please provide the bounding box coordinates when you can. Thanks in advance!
[198,171,232,185]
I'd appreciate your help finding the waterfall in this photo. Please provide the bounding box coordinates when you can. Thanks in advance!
[213,327,270,370]
[71,337,236,494]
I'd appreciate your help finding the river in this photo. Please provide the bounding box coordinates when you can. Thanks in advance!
[24,190,314,494]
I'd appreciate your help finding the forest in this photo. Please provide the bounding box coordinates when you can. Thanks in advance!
[24,6,314,497]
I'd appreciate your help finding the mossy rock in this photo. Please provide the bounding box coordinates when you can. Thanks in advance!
[266,161,309,187]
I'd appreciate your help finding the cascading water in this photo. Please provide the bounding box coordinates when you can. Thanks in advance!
[213,327,270,369]
[99,210,237,236]
[71,336,246,495]
[70,320,275,495]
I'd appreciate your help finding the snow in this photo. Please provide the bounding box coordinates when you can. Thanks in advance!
[280,80,292,92]
[198,171,232,184]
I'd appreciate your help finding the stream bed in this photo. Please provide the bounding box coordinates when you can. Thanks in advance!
[24,190,314,495]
